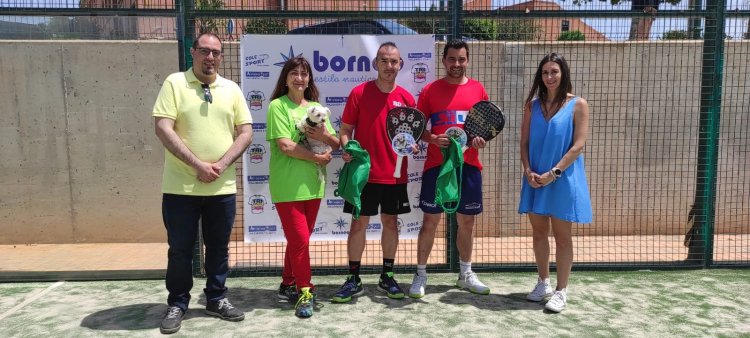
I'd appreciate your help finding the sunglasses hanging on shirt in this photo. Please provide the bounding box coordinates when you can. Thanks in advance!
[201,83,212,104]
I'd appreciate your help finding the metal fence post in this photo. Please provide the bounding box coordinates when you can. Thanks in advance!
[694,0,726,268]
[449,0,463,41]
[177,0,196,72]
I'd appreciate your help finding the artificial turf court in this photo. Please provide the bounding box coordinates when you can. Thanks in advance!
[1,269,748,337]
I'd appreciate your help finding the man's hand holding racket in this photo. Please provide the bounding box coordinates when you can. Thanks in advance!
[437,100,505,154]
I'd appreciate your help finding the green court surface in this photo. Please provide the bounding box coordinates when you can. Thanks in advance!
[1,269,749,337]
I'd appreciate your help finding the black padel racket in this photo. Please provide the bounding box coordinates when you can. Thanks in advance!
[386,107,426,178]
[464,100,505,144]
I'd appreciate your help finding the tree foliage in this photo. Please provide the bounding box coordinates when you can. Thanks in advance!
[399,5,449,37]
[463,19,542,41]
[195,0,223,34]
[558,30,586,41]
[243,19,288,34]
[662,29,690,39]
[495,19,542,41]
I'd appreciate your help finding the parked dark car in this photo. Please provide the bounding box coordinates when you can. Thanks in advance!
[288,19,419,36]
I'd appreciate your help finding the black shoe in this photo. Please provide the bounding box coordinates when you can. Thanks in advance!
[278,283,299,303]
[378,272,405,299]
[331,275,364,303]
[205,298,245,322]
[159,306,184,334]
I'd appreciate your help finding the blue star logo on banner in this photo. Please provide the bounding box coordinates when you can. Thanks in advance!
[334,217,349,230]
[333,116,342,129]
[334,167,342,179]
[274,46,303,67]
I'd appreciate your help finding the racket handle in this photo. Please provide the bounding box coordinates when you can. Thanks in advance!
[393,155,404,178]
[461,145,468,153]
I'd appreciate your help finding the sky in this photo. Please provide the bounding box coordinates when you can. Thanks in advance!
[380,0,750,40]
[0,0,78,7]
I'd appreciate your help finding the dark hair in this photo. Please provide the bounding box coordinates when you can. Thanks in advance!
[378,41,398,53]
[270,57,319,102]
[443,39,469,59]
[524,52,572,111]
[192,32,222,49]
[376,41,399,60]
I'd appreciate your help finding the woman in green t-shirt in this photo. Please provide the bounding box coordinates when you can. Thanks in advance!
[266,57,339,318]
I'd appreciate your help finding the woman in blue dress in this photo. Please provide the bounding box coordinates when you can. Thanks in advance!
[519,53,592,313]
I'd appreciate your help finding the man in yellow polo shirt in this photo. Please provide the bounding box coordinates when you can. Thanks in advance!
[152,32,253,334]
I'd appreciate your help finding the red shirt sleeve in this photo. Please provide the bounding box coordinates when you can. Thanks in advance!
[341,84,362,126]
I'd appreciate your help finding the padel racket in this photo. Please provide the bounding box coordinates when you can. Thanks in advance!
[391,133,417,178]
[445,126,468,151]
[386,107,426,178]
[464,100,505,144]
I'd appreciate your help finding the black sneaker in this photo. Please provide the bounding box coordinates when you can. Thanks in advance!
[378,272,405,299]
[332,275,364,303]
[278,283,298,303]
[205,298,245,322]
[159,306,184,334]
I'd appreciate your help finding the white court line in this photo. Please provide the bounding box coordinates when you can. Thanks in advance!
[0,281,65,321]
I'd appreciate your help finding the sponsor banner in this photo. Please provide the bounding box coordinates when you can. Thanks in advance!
[241,35,434,242]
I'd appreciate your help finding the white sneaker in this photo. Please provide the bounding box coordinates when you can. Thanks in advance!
[456,271,490,295]
[544,289,567,312]
[409,274,428,298]
[526,277,553,301]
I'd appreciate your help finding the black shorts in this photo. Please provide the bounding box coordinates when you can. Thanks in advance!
[343,183,411,216]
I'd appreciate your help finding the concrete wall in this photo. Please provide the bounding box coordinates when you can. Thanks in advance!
[0,40,747,244]
[0,41,175,244]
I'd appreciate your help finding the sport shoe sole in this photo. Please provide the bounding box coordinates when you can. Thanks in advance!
[205,310,245,322]
[527,293,552,302]
[408,292,424,299]
[160,326,181,334]
[544,303,565,313]
[456,280,491,295]
[331,289,364,303]
[377,286,405,299]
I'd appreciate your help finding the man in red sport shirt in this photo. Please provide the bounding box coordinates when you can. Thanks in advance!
[409,39,491,298]
[332,42,416,303]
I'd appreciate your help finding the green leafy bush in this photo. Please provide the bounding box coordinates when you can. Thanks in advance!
[558,30,585,41]
[244,19,287,34]
[662,30,690,40]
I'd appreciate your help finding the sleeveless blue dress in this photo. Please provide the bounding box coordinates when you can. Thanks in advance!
[518,97,593,223]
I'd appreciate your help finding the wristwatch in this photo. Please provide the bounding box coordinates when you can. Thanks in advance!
[551,167,562,178]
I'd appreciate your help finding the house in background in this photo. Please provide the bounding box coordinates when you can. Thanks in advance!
[501,0,608,41]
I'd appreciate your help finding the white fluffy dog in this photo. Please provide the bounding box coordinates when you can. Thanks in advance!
[297,106,333,181]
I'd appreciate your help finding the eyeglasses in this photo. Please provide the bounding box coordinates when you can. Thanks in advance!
[196,47,222,58]
[201,83,212,104]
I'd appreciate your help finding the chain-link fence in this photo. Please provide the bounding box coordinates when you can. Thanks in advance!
[2,0,748,276]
